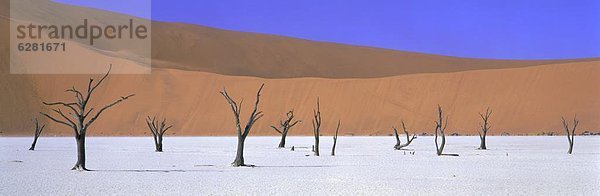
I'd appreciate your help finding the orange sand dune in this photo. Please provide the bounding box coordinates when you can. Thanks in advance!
[0,0,598,136]
[1,60,598,136]
[150,22,597,79]
[1,0,597,78]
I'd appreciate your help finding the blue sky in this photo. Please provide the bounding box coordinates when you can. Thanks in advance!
[53,0,600,60]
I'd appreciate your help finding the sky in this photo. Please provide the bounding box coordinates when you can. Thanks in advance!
[53,0,600,60]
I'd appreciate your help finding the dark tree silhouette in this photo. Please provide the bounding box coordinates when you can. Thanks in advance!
[434,105,458,156]
[331,120,340,156]
[146,116,173,152]
[40,65,135,171]
[478,107,492,150]
[220,84,264,167]
[28,118,45,151]
[312,98,321,156]
[561,115,579,154]
[271,110,300,148]
[392,120,416,150]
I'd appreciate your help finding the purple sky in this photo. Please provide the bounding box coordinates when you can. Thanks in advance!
[53,0,600,60]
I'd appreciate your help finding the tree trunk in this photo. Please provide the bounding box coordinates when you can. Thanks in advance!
[278,132,287,148]
[479,136,487,150]
[152,135,159,152]
[567,137,573,154]
[72,134,88,171]
[156,135,163,152]
[29,136,39,151]
[436,134,445,156]
[156,143,163,152]
[331,137,337,156]
[232,137,245,166]
[314,138,320,156]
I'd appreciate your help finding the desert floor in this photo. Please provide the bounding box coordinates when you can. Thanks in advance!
[1,136,599,195]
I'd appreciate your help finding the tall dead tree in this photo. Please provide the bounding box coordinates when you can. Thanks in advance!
[220,84,264,167]
[146,116,173,152]
[478,107,492,150]
[28,118,46,151]
[561,115,579,154]
[40,65,135,170]
[434,105,458,156]
[271,110,300,148]
[312,98,321,156]
[392,120,416,150]
[331,120,340,156]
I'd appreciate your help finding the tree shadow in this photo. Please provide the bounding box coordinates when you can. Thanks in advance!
[194,164,336,168]
[257,165,336,168]
[91,169,222,173]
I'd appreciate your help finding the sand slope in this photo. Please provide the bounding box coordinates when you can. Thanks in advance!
[0,0,598,136]
[1,0,596,78]
[1,60,598,136]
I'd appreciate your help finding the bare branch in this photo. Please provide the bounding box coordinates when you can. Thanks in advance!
[51,108,76,128]
[84,94,135,129]
[40,112,73,128]
[43,101,79,115]
[87,64,112,96]
[271,126,282,134]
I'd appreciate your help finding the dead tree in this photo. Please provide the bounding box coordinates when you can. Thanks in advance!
[271,110,300,148]
[40,65,134,171]
[312,98,321,156]
[561,115,579,154]
[220,84,264,167]
[331,120,340,156]
[392,120,416,150]
[478,107,492,150]
[434,105,458,156]
[146,116,173,152]
[28,118,46,151]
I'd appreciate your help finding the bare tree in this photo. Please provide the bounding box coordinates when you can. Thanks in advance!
[312,98,321,156]
[40,65,135,170]
[561,115,579,154]
[331,120,340,156]
[271,110,300,148]
[28,118,46,151]
[146,116,173,152]
[478,107,492,150]
[392,120,416,150]
[220,84,264,167]
[434,105,458,156]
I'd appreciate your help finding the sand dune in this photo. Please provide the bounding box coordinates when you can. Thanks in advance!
[2,0,596,78]
[0,0,598,136]
[1,60,598,136]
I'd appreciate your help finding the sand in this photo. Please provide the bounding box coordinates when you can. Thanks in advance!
[0,0,598,136]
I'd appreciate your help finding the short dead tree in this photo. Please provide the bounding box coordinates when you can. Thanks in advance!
[478,107,492,150]
[434,105,458,156]
[220,84,264,167]
[146,116,173,152]
[331,120,340,156]
[392,120,416,150]
[28,118,46,151]
[312,98,322,156]
[40,65,135,171]
[561,115,579,154]
[271,110,300,148]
